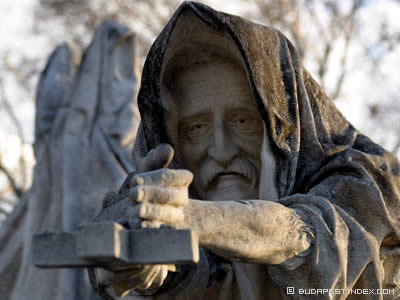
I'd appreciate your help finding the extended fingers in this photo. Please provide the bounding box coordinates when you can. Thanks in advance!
[110,265,165,295]
[139,203,184,227]
[146,265,169,289]
[141,220,162,228]
[130,168,193,188]
[130,185,189,207]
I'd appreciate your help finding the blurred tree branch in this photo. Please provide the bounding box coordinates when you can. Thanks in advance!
[35,0,183,59]
[0,78,27,200]
[253,0,363,101]
[0,160,23,199]
[0,205,9,217]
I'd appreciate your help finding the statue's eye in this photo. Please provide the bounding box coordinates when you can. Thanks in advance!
[190,123,208,131]
[188,122,209,137]
[180,121,211,144]
[230,112,263,136]
[234,118,247,125]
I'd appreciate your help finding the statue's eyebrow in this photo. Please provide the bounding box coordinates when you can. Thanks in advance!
[178,111,213,125]
[224,107,260,118]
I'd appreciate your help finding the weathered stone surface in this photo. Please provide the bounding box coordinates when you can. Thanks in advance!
[0,20,140,300]
[33,222,199,269]
[89,2,400,300]
[3,1,400,300]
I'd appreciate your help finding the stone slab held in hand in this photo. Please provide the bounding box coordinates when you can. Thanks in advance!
[33,222,199,271]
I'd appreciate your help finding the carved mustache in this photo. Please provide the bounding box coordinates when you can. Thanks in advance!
[199,156,258,190]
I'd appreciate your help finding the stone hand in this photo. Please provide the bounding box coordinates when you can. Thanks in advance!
[96,144,192,298]
[129,166,193,229]
[95,265,169,297]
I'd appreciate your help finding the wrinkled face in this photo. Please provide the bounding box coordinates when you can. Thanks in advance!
[169,60,264,201]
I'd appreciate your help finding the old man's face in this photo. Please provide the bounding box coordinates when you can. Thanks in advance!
[169,59,264,201]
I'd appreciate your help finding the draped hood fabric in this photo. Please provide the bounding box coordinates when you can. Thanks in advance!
[132,1,400,299]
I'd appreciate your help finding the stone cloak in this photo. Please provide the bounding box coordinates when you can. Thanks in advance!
[131,1,400,299]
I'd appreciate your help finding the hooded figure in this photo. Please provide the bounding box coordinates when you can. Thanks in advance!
[92,2,400,299]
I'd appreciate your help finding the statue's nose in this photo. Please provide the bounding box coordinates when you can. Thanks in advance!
[207,120,239,167]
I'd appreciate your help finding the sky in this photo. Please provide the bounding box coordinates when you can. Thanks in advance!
[0,0,44,212]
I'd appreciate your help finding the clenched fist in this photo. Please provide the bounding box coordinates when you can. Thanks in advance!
[95,144,193,298]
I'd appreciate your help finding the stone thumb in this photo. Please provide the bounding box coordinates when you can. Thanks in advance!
[137,143,174,172]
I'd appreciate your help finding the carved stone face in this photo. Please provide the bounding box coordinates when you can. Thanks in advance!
[168,59,264,201]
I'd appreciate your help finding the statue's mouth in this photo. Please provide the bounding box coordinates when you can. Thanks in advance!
[204,171,258,201]
[198,157,259,192]
[208,172,249,189]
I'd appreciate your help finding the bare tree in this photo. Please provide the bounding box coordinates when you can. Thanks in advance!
[0,77,28,221]
[250,0,400,154]
[0,36,41,221]
[34,0,184,59]
[251,0,363,101]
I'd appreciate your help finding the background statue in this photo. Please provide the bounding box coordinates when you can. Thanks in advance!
[0,21,140,300]
[89,2,400,300]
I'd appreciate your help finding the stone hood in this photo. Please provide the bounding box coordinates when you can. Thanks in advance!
[135,1,400,248]
[132,1,400,297]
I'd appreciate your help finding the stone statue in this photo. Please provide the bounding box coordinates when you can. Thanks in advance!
[0,21,140,300]
[88,2,400,300]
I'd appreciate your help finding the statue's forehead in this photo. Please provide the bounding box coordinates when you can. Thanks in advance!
[159,10,260,123]
[167,60,257,119]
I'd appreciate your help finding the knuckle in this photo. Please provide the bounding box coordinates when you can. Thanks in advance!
[167,207,181,220]
[184,170,194,184]
[146,186,164,204]
[138,203,147,218]
[130,187,144,203]
[131,174,145,186]
[176,209,184,221]
[160,169,174,185]
[153,186,176,205]
[164,189,173,203]
[142,221,160,228]
[152,205,160,217]
[141,203,159,219]
[150,186,162,202]
[138,187,145,202]
[173,189,188,206]
[179,189,189,204]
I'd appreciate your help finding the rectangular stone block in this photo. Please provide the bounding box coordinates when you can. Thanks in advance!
[32,222,199,270]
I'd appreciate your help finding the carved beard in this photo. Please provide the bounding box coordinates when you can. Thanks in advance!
[196,156,259,199]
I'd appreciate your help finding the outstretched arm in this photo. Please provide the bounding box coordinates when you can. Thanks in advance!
[130,145,312,265]
[97,144,313,298]
[183,199,312,265]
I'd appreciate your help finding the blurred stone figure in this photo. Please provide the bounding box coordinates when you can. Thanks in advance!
[0,21,140,300]
[90,2,400,300]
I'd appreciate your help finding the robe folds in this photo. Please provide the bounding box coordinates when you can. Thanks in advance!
[130,1,400,299]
